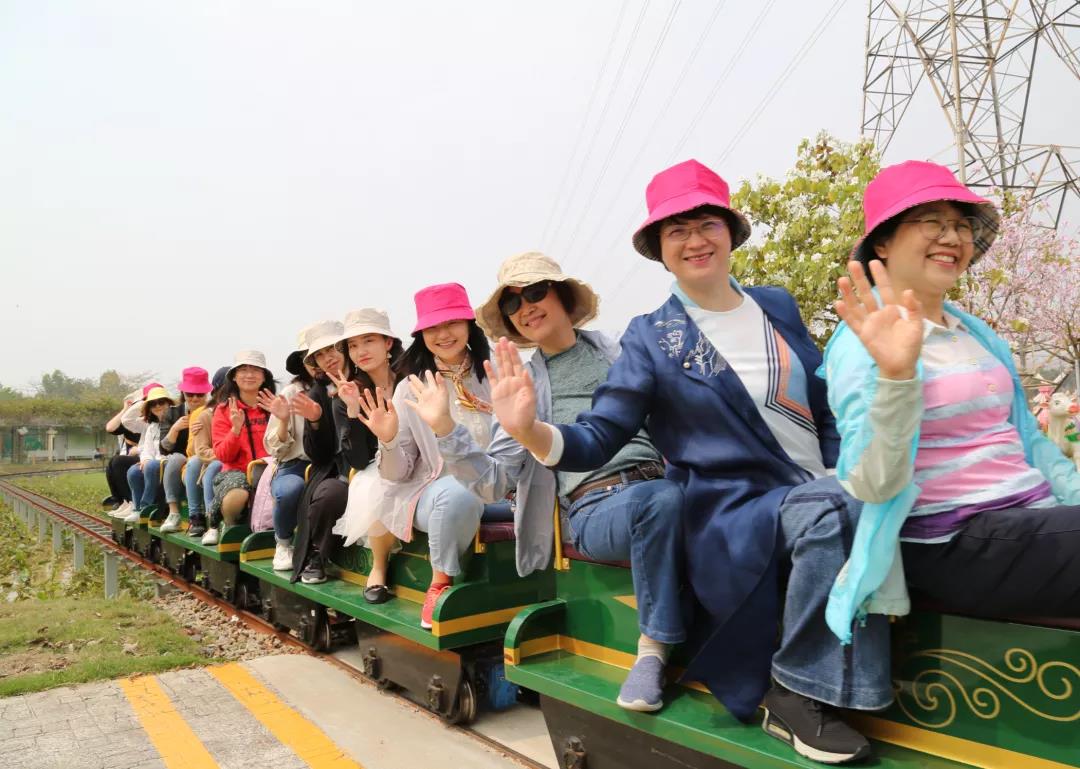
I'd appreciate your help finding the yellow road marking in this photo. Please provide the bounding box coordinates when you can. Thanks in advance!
[209,663,364,769]
[118,676,219,769]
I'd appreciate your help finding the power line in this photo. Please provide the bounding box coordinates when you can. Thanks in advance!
[558,0,684,265]
[544,0,653,251]
[537,1,630,248]
[570,0,727,271]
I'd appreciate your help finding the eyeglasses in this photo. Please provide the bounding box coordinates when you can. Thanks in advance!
[184,392,207,399]
[661,218,727,242]
[499,281,553,316]
[899,216,982,244]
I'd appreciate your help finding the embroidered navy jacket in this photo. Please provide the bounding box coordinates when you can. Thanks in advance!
[553,287,839,720]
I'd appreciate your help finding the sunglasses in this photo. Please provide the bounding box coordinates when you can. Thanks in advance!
[149,399,171,408]
[499,281,553,316]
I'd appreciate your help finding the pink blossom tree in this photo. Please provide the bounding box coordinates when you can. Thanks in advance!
[956,196,1080,384]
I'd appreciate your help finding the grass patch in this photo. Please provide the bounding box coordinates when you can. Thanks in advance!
[0,596,212,697]
[13,472,110,517]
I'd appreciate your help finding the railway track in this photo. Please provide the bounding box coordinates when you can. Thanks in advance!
[0,479,550,769]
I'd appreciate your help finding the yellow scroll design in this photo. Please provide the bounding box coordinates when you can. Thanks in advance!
[895,647,1080,729]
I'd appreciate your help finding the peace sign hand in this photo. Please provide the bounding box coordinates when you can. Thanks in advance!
[357,387,399,444]
[835,260,924,381]
[326,370,362,417]
[257,389,290,421]
[403,372,454,436]
[291,391,323,422]
[227,397,245,433]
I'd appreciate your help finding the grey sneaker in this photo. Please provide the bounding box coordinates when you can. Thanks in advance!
[616,655,665,712]
[762,684,871,764]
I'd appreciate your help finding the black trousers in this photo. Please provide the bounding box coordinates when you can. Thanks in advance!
[106,454,139,502]
[903,503,1080,617]
[307,477,347,560]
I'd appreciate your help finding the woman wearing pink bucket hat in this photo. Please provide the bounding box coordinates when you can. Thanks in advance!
[485,160,843,736]
[351,283,506,627]
[778,160,1080,762]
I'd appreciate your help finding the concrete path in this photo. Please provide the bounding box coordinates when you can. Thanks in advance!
[0,655,538,769]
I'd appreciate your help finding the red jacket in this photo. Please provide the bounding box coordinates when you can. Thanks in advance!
[211,400,270,472]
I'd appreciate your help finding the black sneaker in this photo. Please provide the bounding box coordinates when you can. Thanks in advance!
[187,516,207,538]
[101,495,119,508]
[762,684,871,765]
[300,556,326,585]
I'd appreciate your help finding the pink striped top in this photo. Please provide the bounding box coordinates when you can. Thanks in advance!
[901,317,1052,542]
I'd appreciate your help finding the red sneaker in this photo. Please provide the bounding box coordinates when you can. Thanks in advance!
[420,582,451,630]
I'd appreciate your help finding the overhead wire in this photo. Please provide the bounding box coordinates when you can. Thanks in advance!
[544,0,654,251]
[600,0,850,306]
[557,0,684,265]
[537,0,631,248]
[570,0,727,271]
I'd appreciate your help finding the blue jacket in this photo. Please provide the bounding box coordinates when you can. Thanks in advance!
[822,302,1080,644]
[554,285,838,721]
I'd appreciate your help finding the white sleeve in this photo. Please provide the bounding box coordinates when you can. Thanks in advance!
[530,423,564,467]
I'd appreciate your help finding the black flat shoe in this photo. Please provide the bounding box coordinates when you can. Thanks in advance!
[363,584,391,604]
[101,495,119,507]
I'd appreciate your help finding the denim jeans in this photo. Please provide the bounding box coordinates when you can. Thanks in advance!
[770,476,892,711]
[162,454,186,505]
[566,477,686,644]
[413,475,508,576]
[127,460,162,511]
[183,457,206,515]
[271,460,308,541]
[200,460,223,516]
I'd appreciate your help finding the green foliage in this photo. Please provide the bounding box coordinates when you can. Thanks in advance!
[730,132,881,347]
[0,369,152,427]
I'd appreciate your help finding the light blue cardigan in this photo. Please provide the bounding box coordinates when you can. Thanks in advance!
[820,301,1080,644]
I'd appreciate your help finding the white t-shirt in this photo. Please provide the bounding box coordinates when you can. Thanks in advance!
[681,287,827,478]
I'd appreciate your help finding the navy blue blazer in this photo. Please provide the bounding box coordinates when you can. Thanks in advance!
[554,287,839,721]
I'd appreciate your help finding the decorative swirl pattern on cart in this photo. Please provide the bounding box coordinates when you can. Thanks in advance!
[894,647,1080,729]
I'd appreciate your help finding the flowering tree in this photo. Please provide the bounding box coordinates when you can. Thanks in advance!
[956,197,1080,382]
[731,132,881,347]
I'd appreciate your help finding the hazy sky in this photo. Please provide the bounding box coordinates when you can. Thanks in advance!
[3,1,1077,393]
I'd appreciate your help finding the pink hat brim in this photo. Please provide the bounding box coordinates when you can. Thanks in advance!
[178,380,213,394]
[852,184,1000,263]
[412,306,475,335]
[632,190,752,259]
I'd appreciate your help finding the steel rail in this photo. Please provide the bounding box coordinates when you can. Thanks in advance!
[0,479,548,769]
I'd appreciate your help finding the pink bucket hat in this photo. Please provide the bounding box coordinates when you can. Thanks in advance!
[178,366,212,394]
[853,160,1000,266]
[632,159,752,260]
[412,283,475,334]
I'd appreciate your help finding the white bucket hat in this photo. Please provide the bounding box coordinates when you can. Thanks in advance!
[342,308,399,342]
[303,320,345,367]
[227,350,269,376]
[476,252,600,348]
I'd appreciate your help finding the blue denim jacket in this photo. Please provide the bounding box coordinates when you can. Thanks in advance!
[821,301,1080,644]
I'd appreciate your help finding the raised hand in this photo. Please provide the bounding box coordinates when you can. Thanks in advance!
[228,397,245,433]
[357,387,399,444]
[835,260,924,380]
[484,338,538,439]
[403,371,454,436]
[291,391,323,422]
[172,415,190,432]
[257,389,290,421]
[326,370,362,417]
[190,419,204,437]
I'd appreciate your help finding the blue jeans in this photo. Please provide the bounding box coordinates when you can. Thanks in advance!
[162,454,186,505]
[127,459,161,511]
[567,477,686,644]
[413,475,507,576]
[271,460,308,541]
[770,476,892,710]
[183,457,219,516]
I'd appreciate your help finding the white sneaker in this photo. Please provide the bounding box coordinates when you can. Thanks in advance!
[272,542,294,571]
[111,501,133,518]
[159,512,182,533]
[200,527,219,546]
[123,507,141,524]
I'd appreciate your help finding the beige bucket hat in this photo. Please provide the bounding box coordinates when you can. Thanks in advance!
[342,308,399,342]
[476,252,600,348]
[303,320,345,367]
[227,350,270,376]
